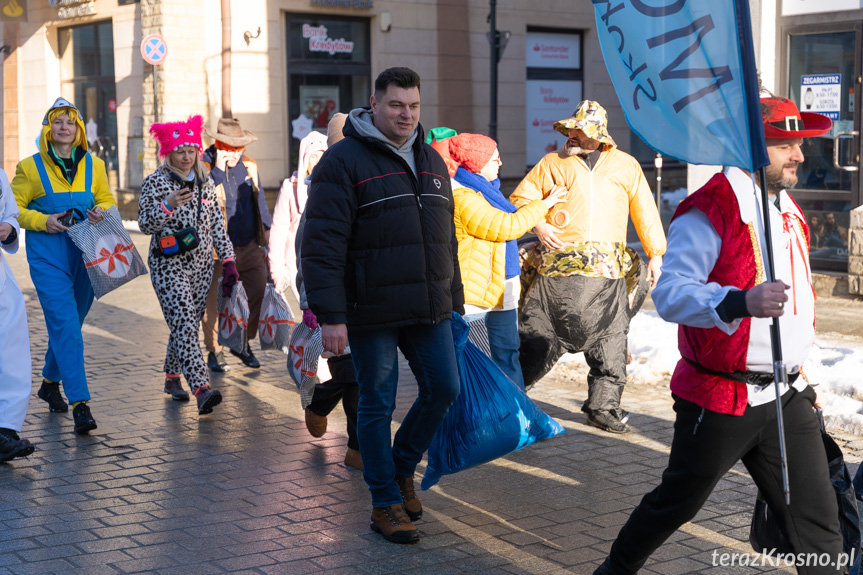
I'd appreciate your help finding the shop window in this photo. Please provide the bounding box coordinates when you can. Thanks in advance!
[787,30,858,268]
[286,13,370,174]
[525,28,582,170]
[59,21,119,190]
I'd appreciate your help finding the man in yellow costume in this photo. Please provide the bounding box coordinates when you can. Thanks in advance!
[510,100,666,434]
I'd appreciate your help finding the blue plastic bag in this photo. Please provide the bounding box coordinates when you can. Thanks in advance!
[422,312,565,490]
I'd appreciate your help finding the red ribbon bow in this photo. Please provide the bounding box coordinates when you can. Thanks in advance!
[219,304,247,335]
[85,243,134,274]
[259,314,294,340]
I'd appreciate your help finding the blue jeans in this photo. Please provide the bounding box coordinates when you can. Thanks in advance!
[485,309,524,390]
[348,320,460,508]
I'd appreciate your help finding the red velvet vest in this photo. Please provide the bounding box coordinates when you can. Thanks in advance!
[669,173,759,415]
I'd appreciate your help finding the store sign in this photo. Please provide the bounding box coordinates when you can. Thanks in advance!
[801,74,841,120]
[782,0,862,15]
[0,0,27,22]
[525,80,582,167]
[310,0,373,8]
[526,32,580,70]
[52,0,96,19]
[302,24,354,55]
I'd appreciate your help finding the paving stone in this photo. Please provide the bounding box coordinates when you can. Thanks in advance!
[1,231,849,574]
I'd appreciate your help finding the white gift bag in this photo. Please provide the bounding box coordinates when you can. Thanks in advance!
[67,205,148,299]
[217,279,249,353]
[258,283,295,352]
[287,320,324,409]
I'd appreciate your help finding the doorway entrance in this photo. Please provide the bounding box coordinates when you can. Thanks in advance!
[783,22,861,271]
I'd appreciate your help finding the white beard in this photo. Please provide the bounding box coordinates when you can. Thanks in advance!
[564,143,586,157]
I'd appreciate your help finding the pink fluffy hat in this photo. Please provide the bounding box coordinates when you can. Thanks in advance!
[149,115,205,158]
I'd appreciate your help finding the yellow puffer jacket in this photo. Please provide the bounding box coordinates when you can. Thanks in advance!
[454,184,548,308]
[12,111,114,232]
[510,145,666,257]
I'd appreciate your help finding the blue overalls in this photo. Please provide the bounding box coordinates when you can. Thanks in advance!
[26,153,95,404]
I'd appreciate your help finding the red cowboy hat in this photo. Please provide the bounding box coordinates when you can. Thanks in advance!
[761,96,832,139]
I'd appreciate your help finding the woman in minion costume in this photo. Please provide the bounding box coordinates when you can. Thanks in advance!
[11,97,115,435]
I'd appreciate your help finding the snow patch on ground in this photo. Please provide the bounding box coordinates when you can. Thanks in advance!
[559,310,863,434]
[660,187,688,219]
[804,337,863,434]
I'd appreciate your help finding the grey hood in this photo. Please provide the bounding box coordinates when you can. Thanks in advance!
[348,108,418,177]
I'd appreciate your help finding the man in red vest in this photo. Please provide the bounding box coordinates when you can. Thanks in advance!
[592,97,843,574]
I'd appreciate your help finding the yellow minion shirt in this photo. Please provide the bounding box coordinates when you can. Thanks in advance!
[12,102,114,232]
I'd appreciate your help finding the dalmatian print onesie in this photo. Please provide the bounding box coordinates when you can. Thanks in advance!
[138,165,234,390]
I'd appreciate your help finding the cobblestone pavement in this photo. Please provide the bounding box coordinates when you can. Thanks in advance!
[2,231,860,575]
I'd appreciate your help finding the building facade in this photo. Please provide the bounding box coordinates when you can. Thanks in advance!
[1,0,861,284]
[0,0,623,189]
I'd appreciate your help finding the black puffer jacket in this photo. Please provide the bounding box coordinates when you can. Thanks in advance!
[301,116,464,330]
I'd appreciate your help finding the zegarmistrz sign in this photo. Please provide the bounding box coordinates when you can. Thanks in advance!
[801,74,841,120]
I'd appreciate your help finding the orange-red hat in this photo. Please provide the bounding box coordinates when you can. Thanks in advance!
[448,133,497,174]
[761,96,832,139]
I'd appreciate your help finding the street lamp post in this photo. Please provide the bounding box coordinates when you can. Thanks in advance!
[489,0,498,141]
[654,153,663,210]
[487,1,510,142]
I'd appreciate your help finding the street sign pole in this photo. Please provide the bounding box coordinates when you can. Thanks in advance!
[140,34,168,125]
[152,64,159,123]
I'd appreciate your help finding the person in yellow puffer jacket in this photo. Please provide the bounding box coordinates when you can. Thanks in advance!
[510,100,666,434]
[12,97,114,435]
[449,133,564,389]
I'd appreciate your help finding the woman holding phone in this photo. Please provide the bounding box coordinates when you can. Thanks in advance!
[11,97,115,435]
[138,115,237,415]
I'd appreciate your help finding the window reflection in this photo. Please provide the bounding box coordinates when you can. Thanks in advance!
[799,201,851,261]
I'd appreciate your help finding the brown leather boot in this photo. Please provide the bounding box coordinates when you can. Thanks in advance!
[304,408,327,438]
[396,475,422,521]
[370,504,419,544]
[344,448,363,470]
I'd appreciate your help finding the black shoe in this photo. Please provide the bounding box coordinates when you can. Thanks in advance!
[230,345,260,369]
[195,386,222,415]
[592,558,615,575]
[611,408,630,425]
[37,379,68,413]
[207,351,230,373]
[72,403,97,435]
[163,376,190,401]
[0,428,35,463]
[586,409,631,434]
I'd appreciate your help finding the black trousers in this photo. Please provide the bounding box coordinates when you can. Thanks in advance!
[606,386,843,575]
[519,274,628,412]
[308,355,359,451]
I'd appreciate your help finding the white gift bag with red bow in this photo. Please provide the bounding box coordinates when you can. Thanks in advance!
[217,279,249,354]
[287,321,323,409]
[67,205,148,299]
[258,283,295,352]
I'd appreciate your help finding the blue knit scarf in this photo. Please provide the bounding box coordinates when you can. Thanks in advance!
[455,166,520,279]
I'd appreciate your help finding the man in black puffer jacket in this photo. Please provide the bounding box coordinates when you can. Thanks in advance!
[302,67,464,545]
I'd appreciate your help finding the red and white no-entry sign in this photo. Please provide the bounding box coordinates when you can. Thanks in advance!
[141,35,167,66]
